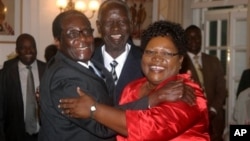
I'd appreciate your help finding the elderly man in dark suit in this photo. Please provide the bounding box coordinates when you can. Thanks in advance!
[180,25,227,141]
[93,0,144,104]
[38,10,118,141]
[1,33,46,141]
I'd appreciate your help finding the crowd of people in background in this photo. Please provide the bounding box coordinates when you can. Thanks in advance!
[0,0,249,141]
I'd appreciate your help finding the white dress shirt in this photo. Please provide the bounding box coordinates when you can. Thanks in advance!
[102,43,131,79]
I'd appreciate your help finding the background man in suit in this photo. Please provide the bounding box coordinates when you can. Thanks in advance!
[236,68,250,97]
[180,25,227,141]
[93,0,144,104]
[1,33,46,141]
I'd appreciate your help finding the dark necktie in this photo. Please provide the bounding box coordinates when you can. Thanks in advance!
[89,65,96,74]
[110,60,118,84]
[25,66,37,134]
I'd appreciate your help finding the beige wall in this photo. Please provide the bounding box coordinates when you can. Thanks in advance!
[158,0,183,25]
[0,0,101,68]
[248,0,250,67]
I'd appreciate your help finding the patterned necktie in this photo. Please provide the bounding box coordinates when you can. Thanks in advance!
[110,60,118,84]
[25,66,37,134]
[193,55,204,87]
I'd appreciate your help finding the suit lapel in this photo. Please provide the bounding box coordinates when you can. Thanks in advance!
[117,50,136,85]
[10,63,24,115]
[201,53,209,88]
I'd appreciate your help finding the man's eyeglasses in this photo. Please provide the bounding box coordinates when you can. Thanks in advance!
[65,28,94,39]
[144,50,179,59]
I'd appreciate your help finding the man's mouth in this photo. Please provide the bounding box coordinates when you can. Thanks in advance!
[78,46,89,50]
[111,34,122,40]
[25,54,33,58]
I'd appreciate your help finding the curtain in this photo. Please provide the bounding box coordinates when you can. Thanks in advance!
[158,0,183,25]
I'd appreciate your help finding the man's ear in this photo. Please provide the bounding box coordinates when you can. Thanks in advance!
[54,38,60,49]
[179,56,184,65]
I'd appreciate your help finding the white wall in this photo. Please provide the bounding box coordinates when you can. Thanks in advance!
[248,0,250,67]
[0,0,100,68]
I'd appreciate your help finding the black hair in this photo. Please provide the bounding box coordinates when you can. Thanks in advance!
[184,24,201,39]
[52,10,91,41]
[141,20,187,56]
[185,25,200,33]
[44,44,57,62]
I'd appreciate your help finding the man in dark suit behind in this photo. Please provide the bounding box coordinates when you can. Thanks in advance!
[236,68,250,97]
[93,0,144,105]
[1,33,46,141]
[180,25,227,141]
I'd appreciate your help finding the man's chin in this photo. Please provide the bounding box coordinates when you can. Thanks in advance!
[20,59,35,66]
[76,56,91,63]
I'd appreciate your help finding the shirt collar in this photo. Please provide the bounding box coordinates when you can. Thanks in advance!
[18,60,37,70]
[102,43,131,69]
[187,52,202,58]
[77,61,91,69]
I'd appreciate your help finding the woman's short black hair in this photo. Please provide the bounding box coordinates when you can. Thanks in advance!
[141,20,187,56]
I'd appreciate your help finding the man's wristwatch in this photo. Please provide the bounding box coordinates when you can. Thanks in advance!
[90,103,96,118]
